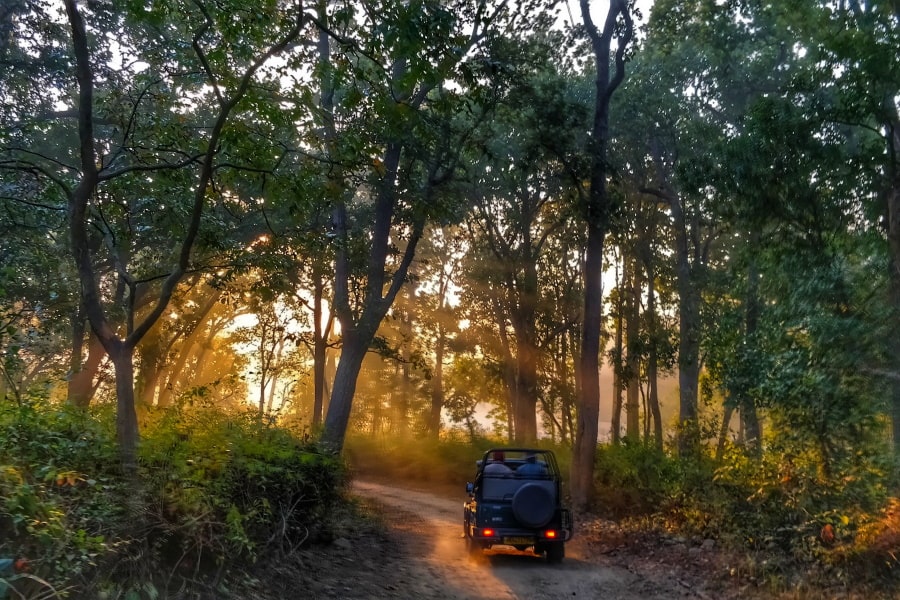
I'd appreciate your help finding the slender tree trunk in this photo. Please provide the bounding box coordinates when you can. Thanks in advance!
[429,321,445,438]
[513,332,540,443]
[495,299,518,442]
[314,2,337,430]
[68,308,85,398]
[676,261,702,457]
[646,265,663,450]
[513,249,541,444]
[312,270,327,427]
[741,245,762,456]
[397,299,413,436]
[324,348,335,415]
[625,258,641,441]
[641,382,649,440]
[571,0,633,511]
[890,185,900,453]
[885,117,900,453]
[647,137,704,457]
[611,256,624,443]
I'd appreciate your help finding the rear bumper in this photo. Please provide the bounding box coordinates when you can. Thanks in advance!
[469,527,572,545]
[464,503,574,545]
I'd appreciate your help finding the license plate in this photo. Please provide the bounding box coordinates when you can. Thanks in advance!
[503,536,534,545]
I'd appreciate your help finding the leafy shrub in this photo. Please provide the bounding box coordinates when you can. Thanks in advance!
[0,398,123,589]
[140,403,346,564]
[591,442,684,516]
[593,436,899,593]
[0,396,346,598]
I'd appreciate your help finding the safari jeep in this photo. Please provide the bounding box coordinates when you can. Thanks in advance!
[464,448,573,563]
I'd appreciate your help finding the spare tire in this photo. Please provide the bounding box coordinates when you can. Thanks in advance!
[511,483,554,528]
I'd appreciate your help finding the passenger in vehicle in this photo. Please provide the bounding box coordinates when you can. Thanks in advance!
[483,451,513,475]
[516,453,547,476]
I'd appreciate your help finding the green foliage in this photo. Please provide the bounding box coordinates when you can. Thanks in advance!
[592,439,899,588]
[0,396,345,597]
[0,398,123,588]
[592,442,686,516]
[140,402,345,562]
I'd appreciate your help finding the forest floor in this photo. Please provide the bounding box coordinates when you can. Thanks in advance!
[233,479,887,600]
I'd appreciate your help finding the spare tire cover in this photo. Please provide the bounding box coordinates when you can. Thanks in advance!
[512,483,554,528]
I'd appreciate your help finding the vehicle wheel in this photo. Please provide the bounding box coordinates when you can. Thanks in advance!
[546,542,565,564]
[511,483,554,528]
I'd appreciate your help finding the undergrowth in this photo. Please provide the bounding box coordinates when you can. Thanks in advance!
[591,441,900,595]
[0,396,345,599]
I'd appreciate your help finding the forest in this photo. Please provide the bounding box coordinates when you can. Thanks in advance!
[1,0,899,597]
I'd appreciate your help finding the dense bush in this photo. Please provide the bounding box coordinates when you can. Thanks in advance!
[140,403,345,563]
[0,396,345,598]
[590,438,900,590]
[0,398,124,591]
[591,442,685,516]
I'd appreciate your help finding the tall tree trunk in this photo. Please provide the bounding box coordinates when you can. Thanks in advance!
[675,232,702,458]
[740,244,762,456]
[512,247,541,444]
[321,146,425,452]
[650,138,702,458]
[312,268,327,427]
[885,109,900,454]
[887,180,900,456]
[611,256,624,443]
[314,2,337,430]
[495,301,518,442]
[429,321,446,438]
[67,308,85,401]
[646,263,663,450]
[571,0,633,511]
[397,297,413,436]
[513,332,540,443]
[625,257,641,441]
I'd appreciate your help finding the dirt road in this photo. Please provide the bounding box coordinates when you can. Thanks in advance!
[351,480,706,600]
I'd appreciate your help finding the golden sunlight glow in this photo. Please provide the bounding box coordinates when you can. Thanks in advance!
[245,234,270,252]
